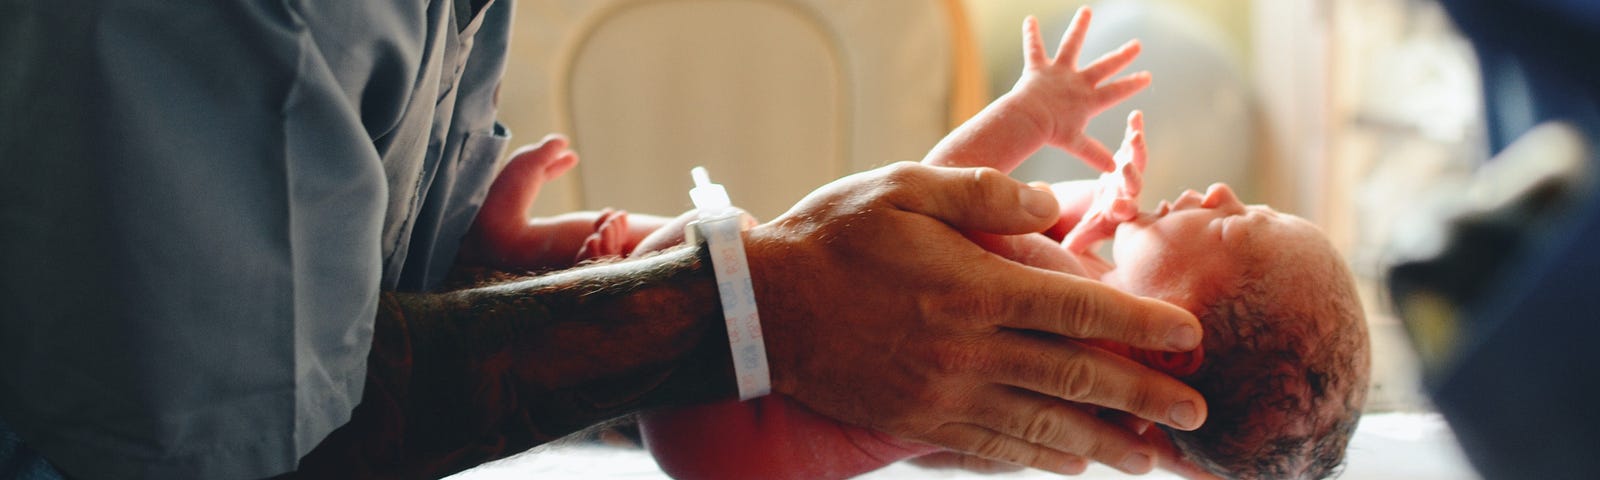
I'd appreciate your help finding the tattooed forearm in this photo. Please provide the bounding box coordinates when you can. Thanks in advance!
[288,245,736,479]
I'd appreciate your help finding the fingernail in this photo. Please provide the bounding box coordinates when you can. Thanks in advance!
[1167,323,1200,350]
[1119,452,1153,473]
[1170,401,1201,430]
[1020,186,1056,219]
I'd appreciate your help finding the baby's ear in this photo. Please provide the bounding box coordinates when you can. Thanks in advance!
[1131,344,1204,377]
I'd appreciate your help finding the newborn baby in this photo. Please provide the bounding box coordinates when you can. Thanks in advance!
[638,8,1370,480]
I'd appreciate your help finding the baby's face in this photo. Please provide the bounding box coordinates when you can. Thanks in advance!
[1105,183,1324,310]
[1105,184,1369,478]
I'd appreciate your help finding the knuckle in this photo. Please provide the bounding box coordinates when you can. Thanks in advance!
[878,161,929,208]
[1055,351,1097,401]
[973,434,1035,467]
[1058,286,1123,339]
[880,161,924,185]
[1022,411,1064,444]
[967,167,1012,203]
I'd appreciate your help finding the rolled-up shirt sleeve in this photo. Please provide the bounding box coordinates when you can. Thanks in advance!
[0,1,407,478]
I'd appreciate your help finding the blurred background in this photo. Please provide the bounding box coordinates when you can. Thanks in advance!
[473,0,1505,477]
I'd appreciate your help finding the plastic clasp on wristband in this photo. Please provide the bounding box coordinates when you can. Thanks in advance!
[687,167,771,400]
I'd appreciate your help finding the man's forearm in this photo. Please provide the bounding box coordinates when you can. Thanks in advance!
[290,245,736,479]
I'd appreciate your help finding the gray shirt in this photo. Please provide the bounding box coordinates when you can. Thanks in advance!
[0,0,512,478]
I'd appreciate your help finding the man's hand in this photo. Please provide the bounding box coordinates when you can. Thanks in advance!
[747,162,1207,475]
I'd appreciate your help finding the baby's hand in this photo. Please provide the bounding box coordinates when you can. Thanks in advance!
[1065,111,1148,254]
[1014,7,1150,171]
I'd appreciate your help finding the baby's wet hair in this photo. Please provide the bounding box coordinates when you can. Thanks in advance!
[1164,232,1369,480]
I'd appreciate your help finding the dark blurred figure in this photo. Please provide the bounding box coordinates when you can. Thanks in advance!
[1388,1,1600,480]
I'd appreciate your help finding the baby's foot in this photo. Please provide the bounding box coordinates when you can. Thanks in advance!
[464,134,581,267]
[480,134,580,233]
[576,208,630,262]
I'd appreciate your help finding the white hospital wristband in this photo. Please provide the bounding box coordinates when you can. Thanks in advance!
[686,167,771,400]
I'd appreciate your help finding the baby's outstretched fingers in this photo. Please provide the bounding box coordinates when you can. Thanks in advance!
[1023,16,1048,67]
[1070,133,1117,173]
[1082,39,1142,85]
[1093,72,1153,113]
[1056,6,1092,67]
[1115,110,1149,189]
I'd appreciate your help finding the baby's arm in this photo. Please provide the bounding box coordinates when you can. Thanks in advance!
[923,6,1149,173]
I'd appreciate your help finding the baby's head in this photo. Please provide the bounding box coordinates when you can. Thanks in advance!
[1106,183,1370,480]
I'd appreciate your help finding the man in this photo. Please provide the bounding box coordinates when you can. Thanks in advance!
[0,1,1206,478]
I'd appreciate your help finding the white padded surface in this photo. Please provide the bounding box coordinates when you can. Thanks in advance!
[448,412,1480,479]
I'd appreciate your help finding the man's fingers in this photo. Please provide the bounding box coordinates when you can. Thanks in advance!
[879,163,1058,235]
[997,269,1200,352]
[1022,16,1048,67]
[982,332,1206,431]
[963,386,1161,474]
[963,231,1086,275]
[923,424,1089,476]
[1056,6,1093,67]
[1082,39,1142,84]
